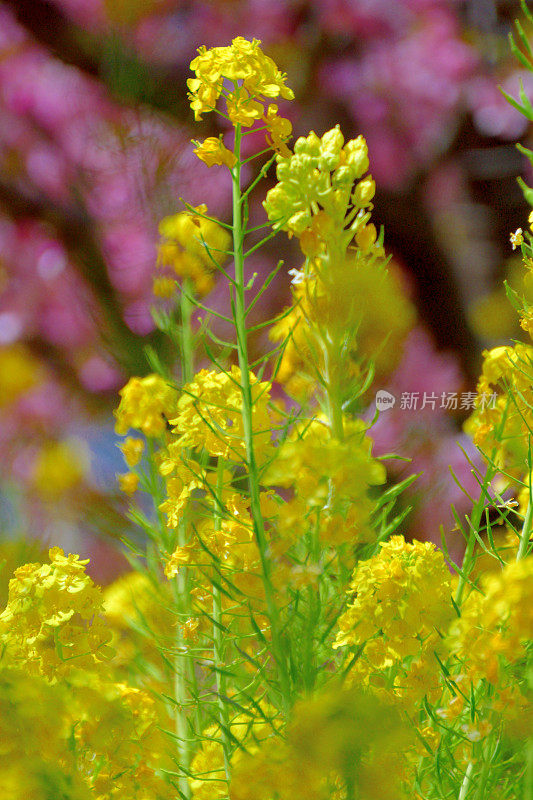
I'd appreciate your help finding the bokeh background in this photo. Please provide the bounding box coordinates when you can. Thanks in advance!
[1,0,531,580]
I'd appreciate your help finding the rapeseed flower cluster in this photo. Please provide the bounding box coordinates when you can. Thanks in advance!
[0,551,176,800]
[0,547,112,680]
[163,366,274,463]
[156,205,231,296]
[264,127,414,402]
[188,37,294,163]
[264,418,385,548]
[334,536,453,706]
[452,556,533,686]
[230,688,411,800]
[465,342,533,481]
[115,373,176,437]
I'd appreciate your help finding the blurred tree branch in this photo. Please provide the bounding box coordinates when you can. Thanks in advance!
[0,177,167,377]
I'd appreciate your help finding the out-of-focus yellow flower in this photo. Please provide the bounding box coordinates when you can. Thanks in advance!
[157,205,231,296]
[191,704,281,800]
[265,417,385,548]
[119,436,144,467]
[0,668,92,800]
[152,275,177,298]
[231,688,411,800]
[115,373,176,437]
[0,344,43,408]
[270,259,414,398]
[31,438,87,499]
[193,136,237,168]
[118,472,139,495]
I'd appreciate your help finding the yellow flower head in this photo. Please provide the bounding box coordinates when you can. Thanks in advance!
[119,436,145,468]
[465,343,533,479]
[187,37,294,122]
[335,536,453,665]
[118,472,139,495]
[0,344,43,408]
[265,417,385,546]
[0,668,91,800]
[264,103,293,156]
[152,275,176,298]
[0,548,113,680]
[157,205,231,296]
[166,366,274,462]
[451,556,533,686]
[31,438,87,499]
[115,374,177,437]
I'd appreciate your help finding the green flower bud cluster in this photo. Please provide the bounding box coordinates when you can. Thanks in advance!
[263,126,372,240]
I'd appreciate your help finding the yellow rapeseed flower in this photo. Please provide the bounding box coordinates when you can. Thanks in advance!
[193,136,237,168]
[0,548,113,680]
[115,373,177,437]
[187,37,293,122]
[157,205,231,296]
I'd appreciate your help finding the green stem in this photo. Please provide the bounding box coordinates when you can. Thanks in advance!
[455,458,497,606]
[323,336,345,442]
[230,123,291,716]
[517,496,532,561]
[458,760,475,800]
[180,278,194,384]
[213,458,231,782]
[171,279,198,799]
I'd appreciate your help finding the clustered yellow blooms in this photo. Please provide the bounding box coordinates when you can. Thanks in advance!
[451,556,533,688]
[230,688,411,800]
[464,343,533,482]
[271,257,415,396]
[156,205,231,296]
[264,127,414,398]
[158,366,275,533]
[334,536,454,706]
[0,547,113,680]
[190,706,280,800]
[115,373,176,437]
[264,417,385,548]
[264,126,373,247]
[0,668,91,800]
[164,486,277,618]
[0,550,175,800]
[31,438,87,499]
[164,366,274,463]
[188,37,294,164]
